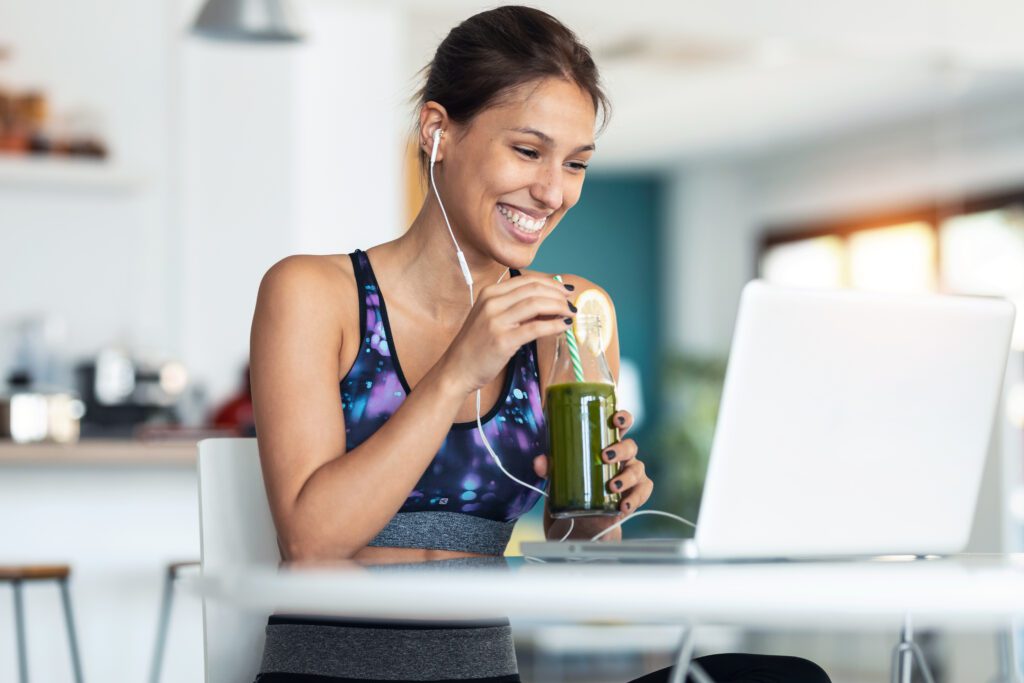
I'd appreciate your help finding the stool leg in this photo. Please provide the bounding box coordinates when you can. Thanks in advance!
[149,568,176,683]
[58,578,84,683]
[12,579,28,683]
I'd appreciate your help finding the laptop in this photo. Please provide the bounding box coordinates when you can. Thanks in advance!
[521,281,1015,562]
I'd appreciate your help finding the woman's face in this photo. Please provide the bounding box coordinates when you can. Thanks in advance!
[438,77,597,269]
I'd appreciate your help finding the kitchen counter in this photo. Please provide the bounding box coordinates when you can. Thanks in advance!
[0,436,205,681]
[0,438,198,466]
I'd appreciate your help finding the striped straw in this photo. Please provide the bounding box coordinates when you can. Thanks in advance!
[553,275,585,382]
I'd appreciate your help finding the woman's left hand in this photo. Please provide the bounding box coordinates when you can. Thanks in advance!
[532,408,654,516]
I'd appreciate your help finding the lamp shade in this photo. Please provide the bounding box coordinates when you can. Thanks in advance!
[191,0,304,43]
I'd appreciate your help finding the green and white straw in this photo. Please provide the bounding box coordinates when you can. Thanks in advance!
[553,275,585,382]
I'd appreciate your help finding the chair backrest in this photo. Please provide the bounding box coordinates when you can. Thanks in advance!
[197,438,280,683]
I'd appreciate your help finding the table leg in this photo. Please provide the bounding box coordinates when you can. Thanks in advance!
[668,627,696,683]
[149,568,176,683]
[689,661,714,683]
[899,618,913,683]
[890,616,936,683]
[12,579,28,683]
[992,627,1024,683]
[58,577,85,683]
[668,627,715,683]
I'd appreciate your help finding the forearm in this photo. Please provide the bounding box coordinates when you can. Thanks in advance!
[282,361,468,559]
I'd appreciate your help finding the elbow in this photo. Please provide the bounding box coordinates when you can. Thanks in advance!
[277,524,361,562]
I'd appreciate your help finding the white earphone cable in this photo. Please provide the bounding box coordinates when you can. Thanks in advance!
[429,128,689,545]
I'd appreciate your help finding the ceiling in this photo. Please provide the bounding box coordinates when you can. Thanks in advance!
[389,0,1024,167]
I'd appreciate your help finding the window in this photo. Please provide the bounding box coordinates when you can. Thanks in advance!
[760,196,1024,347]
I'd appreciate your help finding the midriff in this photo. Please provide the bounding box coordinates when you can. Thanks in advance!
[352,545,493,565]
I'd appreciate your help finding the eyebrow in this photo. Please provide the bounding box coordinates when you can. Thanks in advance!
[509,127,596,154]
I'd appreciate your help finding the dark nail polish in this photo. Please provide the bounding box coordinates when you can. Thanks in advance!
[564,317,573,325]
[625,502,632,511]
[605,449,616,461]
[568,302,578,313]
[616,416,626,426]
[563,283,575,291]
[614,480,623,490]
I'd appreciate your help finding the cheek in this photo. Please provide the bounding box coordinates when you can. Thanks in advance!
[561,176,586,210]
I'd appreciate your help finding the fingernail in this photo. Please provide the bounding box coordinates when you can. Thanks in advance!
[605,449,616,461]
[563,283,575,291]
[625,502,632,511]
[616,416,626,426]
[564,317,573,325]
[614,480,623,490]
[568,302,578,313]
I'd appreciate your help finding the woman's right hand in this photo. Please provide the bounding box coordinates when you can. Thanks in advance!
[440,273,575,395]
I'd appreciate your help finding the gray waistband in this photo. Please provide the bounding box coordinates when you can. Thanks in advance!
[260,622,518,680]
[367,512,516,556]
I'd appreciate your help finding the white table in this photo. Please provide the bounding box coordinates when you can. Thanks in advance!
[193,555,1024,683]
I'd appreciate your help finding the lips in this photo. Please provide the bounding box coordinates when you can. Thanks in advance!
[497,203,547,233]
[496,203,546,244]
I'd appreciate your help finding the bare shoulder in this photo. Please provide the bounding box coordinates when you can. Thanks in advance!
[259,253,353,297]
[256,254,356,322]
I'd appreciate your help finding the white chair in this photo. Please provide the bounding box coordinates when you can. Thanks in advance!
[197,438,280,683]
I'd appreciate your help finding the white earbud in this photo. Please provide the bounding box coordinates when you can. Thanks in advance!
[428,127,474,290]
[430,128,442,165]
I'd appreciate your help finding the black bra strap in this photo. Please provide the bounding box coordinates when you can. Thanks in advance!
[348,249,372,289]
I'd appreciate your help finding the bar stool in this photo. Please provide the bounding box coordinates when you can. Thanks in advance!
[0,564,84,683]
[149,560,199,683]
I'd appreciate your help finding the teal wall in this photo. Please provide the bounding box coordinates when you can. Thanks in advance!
[531,173,665,444]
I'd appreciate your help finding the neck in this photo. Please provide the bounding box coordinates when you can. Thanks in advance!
[381,194,509,322]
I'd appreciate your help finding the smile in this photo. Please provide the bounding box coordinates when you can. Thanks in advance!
[497,203,547,234]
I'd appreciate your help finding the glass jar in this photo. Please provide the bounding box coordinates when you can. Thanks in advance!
[544,314,621,518]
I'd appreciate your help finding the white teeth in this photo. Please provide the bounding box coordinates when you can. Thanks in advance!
[499,204,545,233]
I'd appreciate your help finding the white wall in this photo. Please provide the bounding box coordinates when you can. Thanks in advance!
[1,0,404,409]
[0,2,405,681]
[1,0,177,369]
[177,0,404,404]
[665,90,1024,355]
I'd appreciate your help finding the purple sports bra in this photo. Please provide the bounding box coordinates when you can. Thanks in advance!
[341,249,547,555]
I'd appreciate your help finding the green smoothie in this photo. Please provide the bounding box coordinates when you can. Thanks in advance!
[545,381,621,518]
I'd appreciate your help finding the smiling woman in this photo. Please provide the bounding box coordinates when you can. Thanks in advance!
[248,5,828,683]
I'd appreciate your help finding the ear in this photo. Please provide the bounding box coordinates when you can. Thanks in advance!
[418,101,450,163]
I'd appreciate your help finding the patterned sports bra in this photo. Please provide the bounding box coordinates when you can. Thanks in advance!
[342,249,547,555]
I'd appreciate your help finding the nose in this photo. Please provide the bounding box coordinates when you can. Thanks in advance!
[530,162,563,212]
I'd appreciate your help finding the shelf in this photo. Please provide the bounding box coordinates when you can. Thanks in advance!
[0,155,144,192]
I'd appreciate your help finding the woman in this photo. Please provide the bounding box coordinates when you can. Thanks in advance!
[249,6,830,682]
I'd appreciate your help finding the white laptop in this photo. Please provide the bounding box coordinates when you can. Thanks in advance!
[521,281,1015,562]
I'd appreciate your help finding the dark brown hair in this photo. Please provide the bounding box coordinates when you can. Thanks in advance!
[415,5,610,171]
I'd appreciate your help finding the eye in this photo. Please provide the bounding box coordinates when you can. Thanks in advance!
[514,146,540,159]
[566,161,589,172]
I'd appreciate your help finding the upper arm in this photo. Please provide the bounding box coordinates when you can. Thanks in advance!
[249,255,350,535]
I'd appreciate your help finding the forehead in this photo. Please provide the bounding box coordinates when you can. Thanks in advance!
[472,78,597,145]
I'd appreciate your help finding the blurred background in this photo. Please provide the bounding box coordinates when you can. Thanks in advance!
[3,0,1024,681]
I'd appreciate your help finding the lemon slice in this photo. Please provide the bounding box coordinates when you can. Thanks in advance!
[573,288,614,354]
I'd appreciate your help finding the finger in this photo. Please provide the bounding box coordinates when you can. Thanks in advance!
[602,438,638,465]
[491,282,574,315]
[619,478,654,515]
[510,317,575,347]
[607,458,646,494]
[481,273,572,301]
[499,295,576,327]
[533,454,549,479]
[609,410,634,435]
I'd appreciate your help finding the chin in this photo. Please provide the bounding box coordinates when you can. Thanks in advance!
[494,239,543,271]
